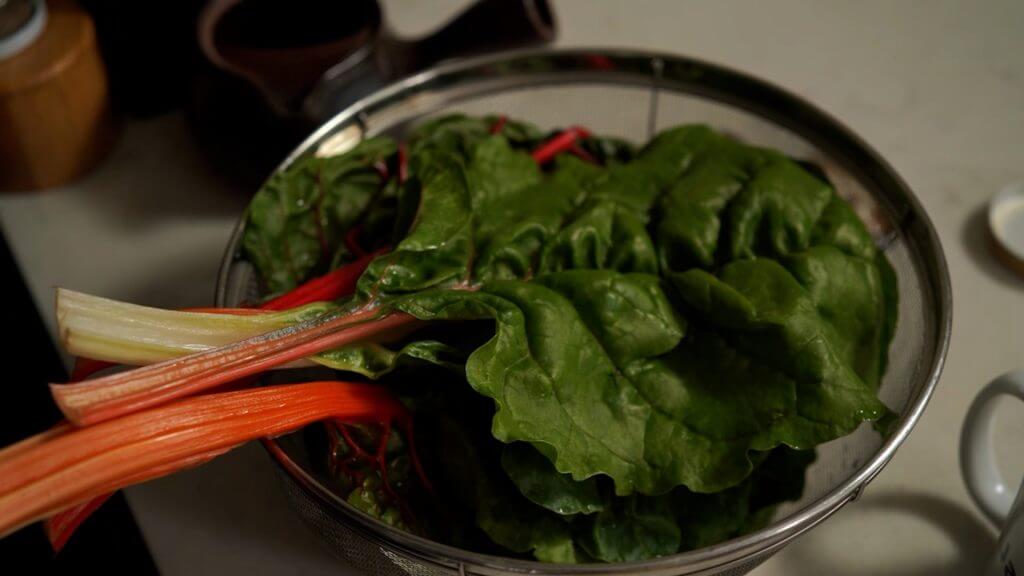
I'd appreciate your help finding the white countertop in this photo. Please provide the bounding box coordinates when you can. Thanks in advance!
[2,1,1023,574]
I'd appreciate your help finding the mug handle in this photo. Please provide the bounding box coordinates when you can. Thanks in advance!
[960,370,1024,526]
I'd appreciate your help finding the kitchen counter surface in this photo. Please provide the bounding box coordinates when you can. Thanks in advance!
[2,1,1022,574]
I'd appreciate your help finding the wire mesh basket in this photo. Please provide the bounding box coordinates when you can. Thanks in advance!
[216,49,952,576]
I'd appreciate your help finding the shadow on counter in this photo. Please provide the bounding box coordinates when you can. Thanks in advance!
[779,491,996,575]
[124,443,345,576]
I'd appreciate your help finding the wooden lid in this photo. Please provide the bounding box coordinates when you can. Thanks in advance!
[989,181,1024,279]
[0,0,114,191]
[0,0,93,95]
[0,0,47,59]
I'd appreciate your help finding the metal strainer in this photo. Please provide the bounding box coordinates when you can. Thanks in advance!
[215,49,952,576]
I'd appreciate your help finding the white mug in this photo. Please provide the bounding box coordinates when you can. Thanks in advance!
[961,370,1024,576]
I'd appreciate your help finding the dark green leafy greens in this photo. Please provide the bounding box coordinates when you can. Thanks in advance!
[243,137,396,295]
[243,114,897,563]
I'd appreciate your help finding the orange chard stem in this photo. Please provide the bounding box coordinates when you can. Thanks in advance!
[0,381,408,538]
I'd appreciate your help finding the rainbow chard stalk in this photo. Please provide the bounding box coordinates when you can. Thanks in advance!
[63,248,384,382]
[0,381,417,539]
[44,492,115,551]
[52,292,420,426]
[43,248,398,544]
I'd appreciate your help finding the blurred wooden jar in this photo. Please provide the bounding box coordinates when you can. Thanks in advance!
[0,0,115,191]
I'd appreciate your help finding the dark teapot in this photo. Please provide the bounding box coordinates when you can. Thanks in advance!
[188,0,555,185]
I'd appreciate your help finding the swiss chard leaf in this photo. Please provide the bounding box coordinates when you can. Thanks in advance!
[474,178,582,281]
[360,134,543,295]
[391,278,654,495]
[391,268,819,495]
[243,137,396,294]
[578,495,681,563]
[667,260,887,455]
[242,155,323,295]
[538,199,659,275]
[782,246,891,388]
[576,446,816,560]
[576,125,715,218]
[408,114,543,158]
[358,150,474,296]
[314,340,464,379]
[408,263,876,495]
[674,446,816,551]
[431,412,580,563]
[502,442,605,516]
[465,135,542,213]
[723,154,833,261]
[654,136,760,270]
